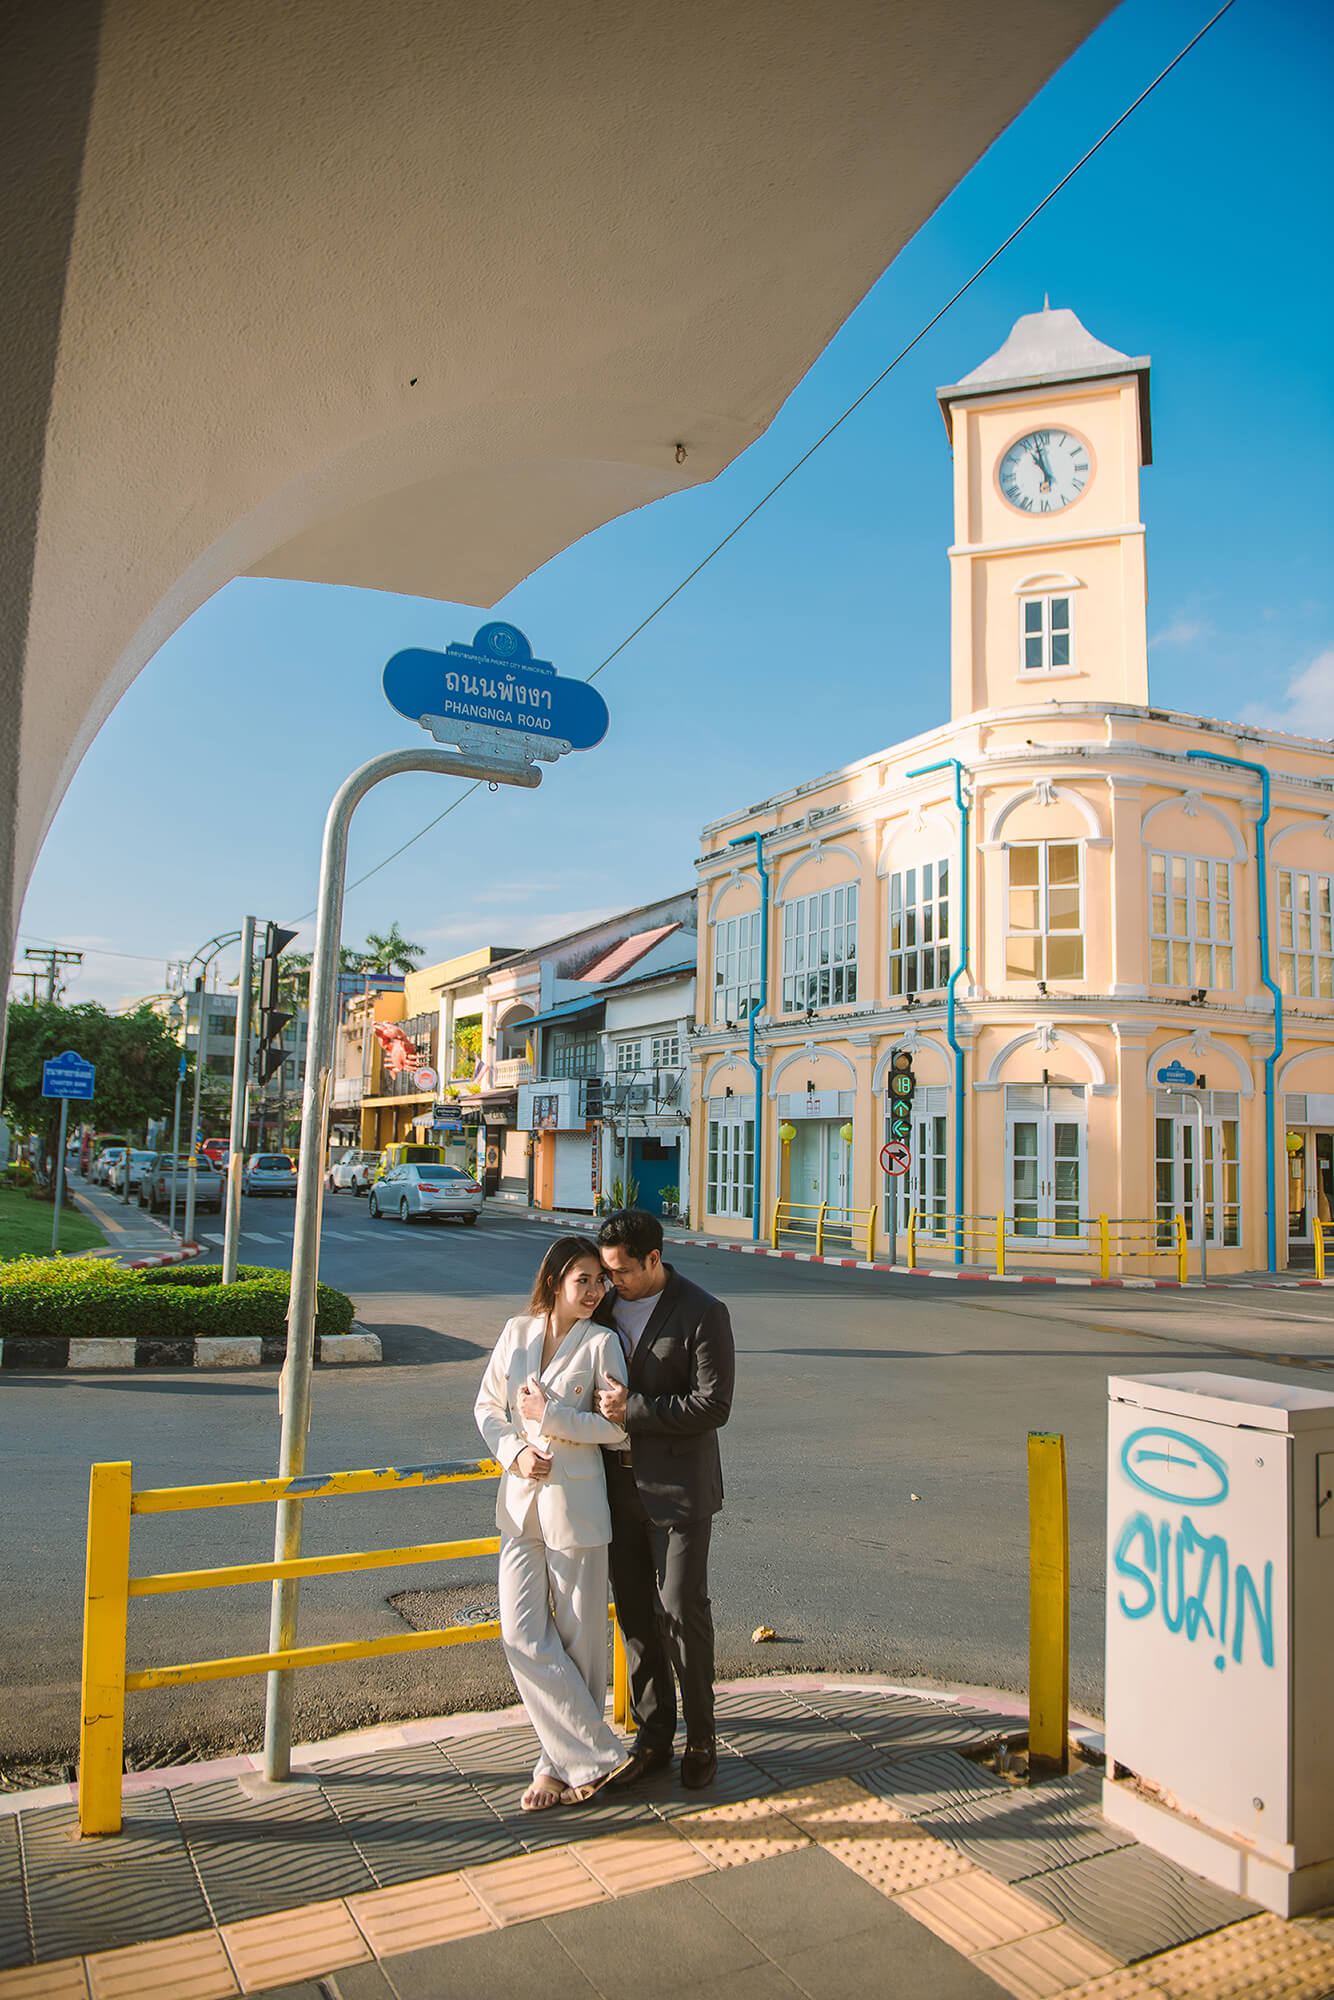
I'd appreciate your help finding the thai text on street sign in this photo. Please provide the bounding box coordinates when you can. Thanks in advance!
[1157,1061,1201,1088]
[887,1049,914,1150]
[382,621,609,762]
[880,1141,910,1177]
[42,1051,95,1100]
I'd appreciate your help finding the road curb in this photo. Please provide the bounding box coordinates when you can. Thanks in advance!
[0,1320,383,1372]
[493,1208,1332,1290]
[124,1241,202,1269]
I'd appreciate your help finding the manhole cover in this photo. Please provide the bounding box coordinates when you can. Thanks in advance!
[389,1582,500,1631]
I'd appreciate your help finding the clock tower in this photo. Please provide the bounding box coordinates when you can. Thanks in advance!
[937,304,1152,720]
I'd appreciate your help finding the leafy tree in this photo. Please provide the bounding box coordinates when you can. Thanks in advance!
[2,1001,195,1197]
[452,1021,483,1078]
[358,924,424,976]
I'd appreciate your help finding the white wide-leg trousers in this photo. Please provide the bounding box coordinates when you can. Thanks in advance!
[498,1531,625,1789]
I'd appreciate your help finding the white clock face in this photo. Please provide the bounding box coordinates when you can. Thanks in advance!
[998,429,1090,514]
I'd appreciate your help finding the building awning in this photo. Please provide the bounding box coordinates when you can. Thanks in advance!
[525,994,605,1030]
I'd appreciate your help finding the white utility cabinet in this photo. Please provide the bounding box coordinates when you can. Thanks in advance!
[1103,1372,1334,1916]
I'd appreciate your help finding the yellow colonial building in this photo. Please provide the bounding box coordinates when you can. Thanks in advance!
[690,306,1333,1275]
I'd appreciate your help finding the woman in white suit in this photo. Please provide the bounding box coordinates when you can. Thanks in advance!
[475,1235,631,1810]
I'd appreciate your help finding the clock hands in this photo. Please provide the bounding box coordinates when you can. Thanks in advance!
[1028,439,1054,491]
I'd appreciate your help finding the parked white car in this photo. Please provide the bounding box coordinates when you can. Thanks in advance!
[328,1149,381,1194]
[369,1162,483,1225]
[107,1149,154,1194]
[91,1147,127,1187]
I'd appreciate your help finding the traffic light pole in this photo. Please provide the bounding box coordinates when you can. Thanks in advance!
[263,743,543,1781]
[222,916,256,1284]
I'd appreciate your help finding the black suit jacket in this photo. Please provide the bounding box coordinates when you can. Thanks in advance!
[598,1266,734,1525]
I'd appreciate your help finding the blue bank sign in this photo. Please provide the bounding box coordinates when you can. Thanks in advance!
[383,622,608,758]
[42,1050,96,1101]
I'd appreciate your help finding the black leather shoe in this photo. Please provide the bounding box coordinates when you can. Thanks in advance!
[607,1742,673,1788]
[680,1739,718,1789]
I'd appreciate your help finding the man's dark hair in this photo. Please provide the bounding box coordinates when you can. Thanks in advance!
[597,1207,663,1261]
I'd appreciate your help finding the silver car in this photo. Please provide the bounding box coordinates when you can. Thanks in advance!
[369,1162,483,1225]
[242,1153,298,1196]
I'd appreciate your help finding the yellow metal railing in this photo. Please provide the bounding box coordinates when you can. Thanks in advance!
[903,1212,1188,1282]
[770,1199,876,1261]
[1316,1217,1327,1282]
[79,1456,631,1836]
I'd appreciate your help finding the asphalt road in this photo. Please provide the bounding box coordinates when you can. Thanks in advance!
[3,1191,1331,1769]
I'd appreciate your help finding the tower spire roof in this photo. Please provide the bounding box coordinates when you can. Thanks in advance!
[937,303,1151,460]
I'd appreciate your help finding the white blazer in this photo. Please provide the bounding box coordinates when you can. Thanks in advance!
[474,1312,628,1551]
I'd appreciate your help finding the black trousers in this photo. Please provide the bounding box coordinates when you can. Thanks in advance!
[604,1455,715,1751]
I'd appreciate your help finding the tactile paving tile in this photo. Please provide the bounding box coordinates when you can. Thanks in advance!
[763,1778,877,1827]
[974,1925,1123,2000]
[85,1926,238,2000]
[171,1780,375,1925]
[860,1704,1017,1755]
[220,1896,371,1992]
[896,1869,1059,1954]
[0,1959,90,1998]
[20,1796,212,1963]
[314,1750,516,1884]
[439,1728,546,1784]
[0,1817,32,1972]
[858,1748,1013,1819]
[461,1848,607,1925]
[1062,1974,1158,2000]
[1020,1845,1258,1964]
[573,1823,714,1896]
[346,1871,494,1957]
[825,1818,976,1896]
[676,1797,810,1870]
[1136,1911,1334,1999]
[631,1749,781,1822]
[917,1781,1137,1882]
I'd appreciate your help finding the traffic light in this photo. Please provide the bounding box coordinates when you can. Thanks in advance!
[256,922,298,1086]
[888,1049,915,1147]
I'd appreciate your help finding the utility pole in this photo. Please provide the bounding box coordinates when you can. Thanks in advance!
[222,918,256,1283]
[23,946,83,1002]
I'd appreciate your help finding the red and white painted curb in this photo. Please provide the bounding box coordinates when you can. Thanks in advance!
[497,1207,1331,1290]
[124,1242,202,1269]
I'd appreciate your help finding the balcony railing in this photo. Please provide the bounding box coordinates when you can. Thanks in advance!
[492,1056,533,1087]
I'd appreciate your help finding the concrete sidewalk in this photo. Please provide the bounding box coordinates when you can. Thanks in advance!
[2,1677,1331,1999]
[68,1180,200,1268]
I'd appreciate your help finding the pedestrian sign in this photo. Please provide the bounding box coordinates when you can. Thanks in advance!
[42,1051,95,1100]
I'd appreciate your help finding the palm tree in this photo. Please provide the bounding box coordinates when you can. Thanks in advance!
[357,924,425,976]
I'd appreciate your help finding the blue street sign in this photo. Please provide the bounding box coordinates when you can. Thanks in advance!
[42,1050,96,1101]
[383,621,609,752]
[1156,1060,1200,1088]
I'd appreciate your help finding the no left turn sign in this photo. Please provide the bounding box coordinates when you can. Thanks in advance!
[880,1141,910,1177]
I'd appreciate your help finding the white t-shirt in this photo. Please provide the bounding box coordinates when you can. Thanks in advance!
[612,1289,662,1358]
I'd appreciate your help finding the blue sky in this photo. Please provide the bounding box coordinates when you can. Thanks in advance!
[18,0,1333,1008]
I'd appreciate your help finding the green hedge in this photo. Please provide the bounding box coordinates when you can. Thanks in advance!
[0,1257,355,1340]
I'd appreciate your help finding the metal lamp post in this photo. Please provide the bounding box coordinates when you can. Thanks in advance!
[180,932,241,1244]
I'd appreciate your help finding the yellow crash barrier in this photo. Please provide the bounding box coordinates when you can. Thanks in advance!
[79,1455,632,1836]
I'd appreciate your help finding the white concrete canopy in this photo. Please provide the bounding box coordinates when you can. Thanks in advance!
[2,0,1112,961]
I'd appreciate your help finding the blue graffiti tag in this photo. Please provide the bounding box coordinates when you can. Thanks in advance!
[1113,1509,1273,1670]
[1120,1427,1230,1507]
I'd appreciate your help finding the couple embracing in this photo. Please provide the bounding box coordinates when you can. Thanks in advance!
[474,1209,735,1811]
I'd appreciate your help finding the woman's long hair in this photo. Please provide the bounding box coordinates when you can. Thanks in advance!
[527,1235,605,1317]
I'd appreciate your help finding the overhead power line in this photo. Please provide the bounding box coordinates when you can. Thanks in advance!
[279,0,1234,922]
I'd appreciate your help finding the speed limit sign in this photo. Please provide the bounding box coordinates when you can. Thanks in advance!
[880,1141,910,1177]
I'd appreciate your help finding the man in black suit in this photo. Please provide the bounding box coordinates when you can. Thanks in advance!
[594,1209,734,1789]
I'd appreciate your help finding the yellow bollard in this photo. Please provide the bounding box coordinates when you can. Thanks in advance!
[866,1206,876,1262]
[906,1210,917,1270]
[770,1201,780,1250]
[79,1461,134,1835]
[1027,1432,1069,1775]
[612,1617,631,1729]
[1098,1213,1110,1281]
[815,1202,828,1256]
[1174,1212,1188,1284]
[1315,1218,1325,1282]
[995,1212,1005,1277]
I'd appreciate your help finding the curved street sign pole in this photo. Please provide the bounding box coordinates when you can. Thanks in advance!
[263,744,542,1781]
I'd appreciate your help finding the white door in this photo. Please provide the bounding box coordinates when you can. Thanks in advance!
[885,1096,948,1241]
[553,1131,594,1210]
[1005,1086,1085,1240]
[788,1121,849,1216]
[1155,1107,1242,1249]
